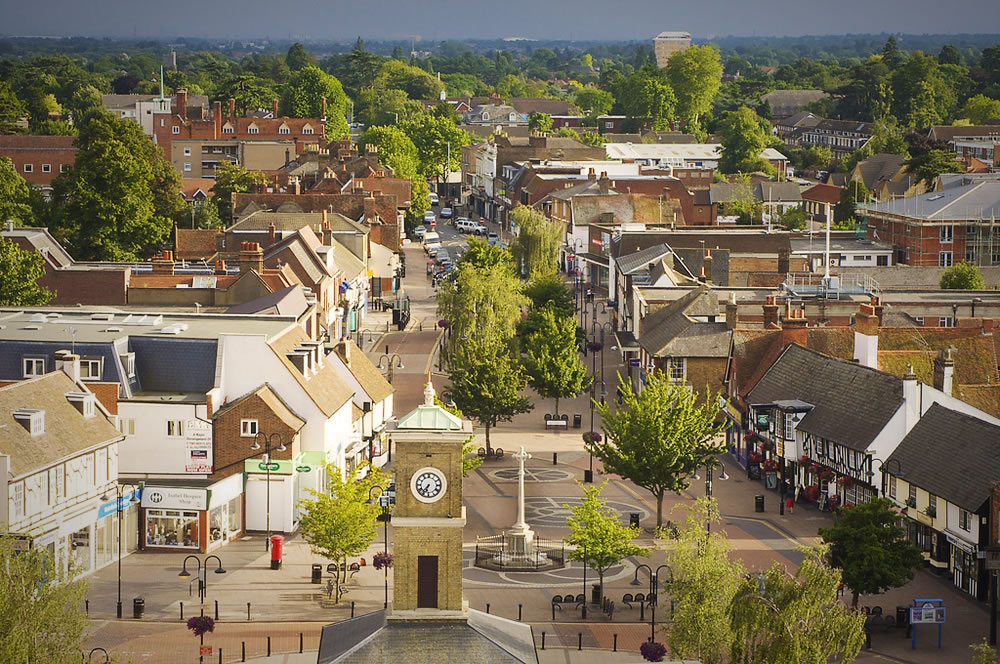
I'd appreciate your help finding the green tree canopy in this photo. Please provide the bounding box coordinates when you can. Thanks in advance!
[356,87,425,127]
[0,156,35,224]
[0,80,27,134]
[401,114,470,179]
[297,463,389,603]
[573,86,614,118]
[510,205,563,277]
[523,272,575,319]
[374,59,445,100]
[818,497,924,607]
[496,74,528,98]
[443,334,533,451]
[718,106,776,175]
[666,44,723,128]
[527,112,553,134]
[279,66,350,139]
[905,148,964,191]
[0,236,55,305]
[834,180,870,224]
[359,125,419,179]
[210,161,268,226]
[962,94,1000,124]
[216,74,278,116]
[940,262,986,289]
[618,69,676,130]
[590,370,725,526]
[285,42,315,71]
[564,481,649,604]
[522,304,592,416]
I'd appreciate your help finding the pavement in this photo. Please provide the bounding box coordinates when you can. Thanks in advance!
[82,220,1000,663]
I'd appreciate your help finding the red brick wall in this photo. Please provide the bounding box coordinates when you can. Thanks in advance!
[1,148,77,187]
[211,392,300,480]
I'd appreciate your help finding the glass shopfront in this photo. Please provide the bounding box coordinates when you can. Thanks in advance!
[208,496,242,548]
[953,546,979,597]
[69,526,91,574]
[146,510,200,548]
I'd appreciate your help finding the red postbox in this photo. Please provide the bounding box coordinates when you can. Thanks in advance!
[270,535,284,569]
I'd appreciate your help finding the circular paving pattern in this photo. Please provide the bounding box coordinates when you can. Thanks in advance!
[524,496,649,528]
[461,549,634,587]
[488,467,575,483]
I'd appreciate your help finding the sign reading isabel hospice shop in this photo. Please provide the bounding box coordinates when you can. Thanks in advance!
[140,487,209,511]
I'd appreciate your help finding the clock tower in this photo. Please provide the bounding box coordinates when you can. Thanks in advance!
[388,380,472,617]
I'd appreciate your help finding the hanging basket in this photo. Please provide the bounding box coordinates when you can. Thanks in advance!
[373,552,393,570]
[640,641,667,662]
[187,616,215,637]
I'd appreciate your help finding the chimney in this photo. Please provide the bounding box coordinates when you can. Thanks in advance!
[322,211,333,245]
[55,351,81,383]
[239,241,264,274]
[588,167,596,182]
[267,222,276,247]
[320,95,327,119]
[781,306,808,346]
[762,295,780,329]
[703,249,713,285]
[176,88,187,119]
[725,293,739,330]
[228,98,235,120]
[215,259,227,275]
[777,247,790,275]
[363,192,377,222]
[853,302,879,369]
[293,178,301,196]
[285,149,290,166]
[933,347,955,395]
[902,364,920,434]
[213,101,222,137]
[528,134,545,147]
[598,172,610,195]
[336,337,351,367]
[272,98,279,116]
[151,250,175,275]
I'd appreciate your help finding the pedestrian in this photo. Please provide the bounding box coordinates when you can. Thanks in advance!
[794,483,802,504]
[785,488,795,514]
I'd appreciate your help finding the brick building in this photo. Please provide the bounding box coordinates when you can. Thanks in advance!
[0,135,78,191]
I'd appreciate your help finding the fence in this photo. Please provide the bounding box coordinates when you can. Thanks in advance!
[474,534,565,571]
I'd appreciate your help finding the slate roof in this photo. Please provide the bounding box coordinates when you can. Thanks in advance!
[638,287,730,358]
[854,153,906,190]
[927,125,1000,143]
[747,344,903,451]
[887,403,1000,512]
[864,181,1000,221]
[225,285,309,316]
[130,337,219,394]
[0,372,122,477]
[616,230,790,257]
[269,326,353,417]
[615,243,673,275]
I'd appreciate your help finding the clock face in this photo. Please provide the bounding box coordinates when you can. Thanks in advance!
[410,467,447,503]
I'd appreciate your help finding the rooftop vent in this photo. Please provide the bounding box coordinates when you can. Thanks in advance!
[91,313,115,321]
[29,313,47,323]
[104,327,122,333]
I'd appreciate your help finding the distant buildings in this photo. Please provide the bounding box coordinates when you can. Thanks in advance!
[653,31,691,68]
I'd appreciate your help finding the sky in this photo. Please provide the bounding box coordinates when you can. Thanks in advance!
[1,0,998,41]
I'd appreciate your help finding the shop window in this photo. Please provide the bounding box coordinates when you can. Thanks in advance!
[146,509,200,548]
[70,526,92,573]
[240,419,258,437]
[167,420,184,437]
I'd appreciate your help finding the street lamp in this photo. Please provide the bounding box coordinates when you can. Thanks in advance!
[692,459,728,532]
[368,485,391,609]
[377,353,404,384]
[631,563,674,642]
[356,329,376,350]
[111,482,142,619]
[251,433,287,551]
[591,321,614,391]
[178,554,226,616]
[870,457,903,497]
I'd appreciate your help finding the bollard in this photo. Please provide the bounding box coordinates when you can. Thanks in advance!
[552,604,556,621]
[613,633,618,652]
[639,602,644,621]
[578,633,583,650]
[180,602,184,621]
[351,601,355,618]
[300,632,304,653]
[247,602,251,621]
[486,603,490,614]
[553,452,557,465]
[242,641,246,662]
[518,604,522,621]
[541,632,546,650]
[85,600,89,615]
[267,636,271,657]
[218,649,222,664]
[214,599,219,621]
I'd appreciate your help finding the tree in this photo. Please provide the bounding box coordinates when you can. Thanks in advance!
[590,370,725,527]
[795,144,832,171]
[665,498,743,664]
[720,174,762,224]
[528,112,553,134]
[938,44,962,66]
[297,463,390,603]
[359,126,419,179]
[443,335,533,452]
[881,36,903,70]
[523,305,592,416]
[834,180,870,226]
[818,498,924,607]
[940,262,986,289]
[285,42,314,71]
[374,60,444,100]
[279,66,350,139]
[0,236,55,305]
[962,94,1000,124]
[564,481,649,604]
[905,149,964,191]
[971,639,1000,664]
[210,161,268,226]
[778,206,807,230]
[216,74,277,116]
[619,70,676,130]
[0,157,34,224]
[0,80,27,134]
[48,111,183,261]
[431,100,461,124]
[509,205,563,277]
[496,74,528,98]
[718,106,776,175]
[356,87,424,127]
[0,534,89,662]
[400,114,470,180]
[666,45,723,128]
[573,87,614,118]
[523,272,575,319]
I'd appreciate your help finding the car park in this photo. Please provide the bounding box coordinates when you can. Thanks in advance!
[440,207,453,219]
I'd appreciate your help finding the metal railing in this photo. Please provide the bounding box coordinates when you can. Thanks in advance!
[474,534,565,571]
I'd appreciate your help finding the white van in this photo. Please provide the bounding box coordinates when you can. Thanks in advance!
[423,231,441,254]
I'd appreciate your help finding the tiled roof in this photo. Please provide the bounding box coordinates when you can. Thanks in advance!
[616,243,673,275]
[887,402,1000,512]
[269,327,353,417]
[802,183,844,204]
[747,344,903,451]
[337,341,393,403]
[175,228,222,260]
[225,285,310,316]
[0,372,122,477]
[212,383,306,432]
[0,135,77,150]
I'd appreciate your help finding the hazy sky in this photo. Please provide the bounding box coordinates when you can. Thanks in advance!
[1,0,999,41]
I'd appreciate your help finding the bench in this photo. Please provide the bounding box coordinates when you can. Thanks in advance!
[623,592,644,609]
[477,447,505,460]
[544,413,570,431]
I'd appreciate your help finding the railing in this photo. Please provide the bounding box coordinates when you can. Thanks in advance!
[474,534,565,571]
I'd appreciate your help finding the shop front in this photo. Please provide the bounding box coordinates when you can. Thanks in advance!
[140,474,244,553]
[949,533,983,599]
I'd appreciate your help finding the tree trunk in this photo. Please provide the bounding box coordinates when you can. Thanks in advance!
[555,396,560,418]
[598,570,605,606]
[485,424,492,453]
[852,589,860,608]
[655,491,664,528]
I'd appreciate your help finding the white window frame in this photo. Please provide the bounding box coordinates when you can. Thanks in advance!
[184,163,192,172]
[167,420,184,437]
[184,147,192,156]
[121,352,136,378]
[667,357,686,383]
[302,125,314,135]
[48,466,64,505]
[784,414,795,441]
[889,475,897,499]
[278,126,290,135]
[939,317,955,328]
[41,163,51,173]
[222,124,234,134]
[79,358,103,381]
[23,163,32,173]
[939,225,953,243]
[247,125,259,135]
[240,419,259,437]
[23,357,45,377]
[959,508,971,531]
[60,163,70,173]
[13,482,24,519]
[939,251,953,267]
[172,125,180,135]
[119,418,135,435]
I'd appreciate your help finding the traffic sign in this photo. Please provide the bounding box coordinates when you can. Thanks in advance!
[258,462,280,471]
[295,465,312,473]
[199,645,212,656]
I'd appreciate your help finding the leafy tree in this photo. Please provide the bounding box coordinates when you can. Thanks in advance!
[509,205,563,277]
[359,125,419,179]
[210,161,268,226]
[176,199,222,230]
[590,370,725,527]
[523,272,575,319]
[523,305,592,416]
[279,66,349,139]
[443,334,533,452]
[0,534,89,662]
[0,236,55,305]
[962,94,1000,124]
[881,36,903,70]
[938,44,962,66]
[285,42,314,71]
[564,481,649,604]
[0,80,27,133]
[401,114,470,180]
[0,157,35,224]
[940,262,986,289]
[970,639,1000,664]
[431,100,461,124]
[718,106,775,175]
[619,69,676,130]
[666,45,723,127]
[778,206,807,230]
[297,462,390,603]
[458,237,515,271]
[892,52,956,128]
[64,85,103,125]
[496,73,528,98]
[729,547,866,664]
[435,396,484,477]
[216,74,277,116]
[905,149,964,191]
[375,60,444,100]
[818,497,924,607]
[665,498,743,664]
[573,87,614,118]
[796,144,832,171]
[48,111,183,261]
[355,87,424,127]
[528,112,553,134]
[834,180,870,224]
[441,72,490,98]
[721,174,763,223]
[406,178,431,232]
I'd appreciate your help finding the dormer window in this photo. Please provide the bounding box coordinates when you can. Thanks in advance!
[222,123,234,134]
[66,392,96,418]
[302,124,314,135]
[23,357,45,377]
[13,408,45,435]
[80,358,103,381]
[482,113,489,121]
[278,124,290,135]
[509,113,516,122]
[247,123,260,135]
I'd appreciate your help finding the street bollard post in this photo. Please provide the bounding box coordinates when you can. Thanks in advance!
[267,636,271,657]
[578,633,582,650]
[241,641,246,662]
[552,453,557,465]
[85,600,89,615]
[214,599,218,620]
[351,601,355,618]
[300,633,304,653]
[247,602,251,621]
[518,604,522,621]
[613,634,618,652]
[486,603,490,614]
[180,602,184,621]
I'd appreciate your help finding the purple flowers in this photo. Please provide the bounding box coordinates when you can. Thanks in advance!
[187,615,214,637]
[640,640,667,662]
[582,431,602,445]
[372,552,393,570]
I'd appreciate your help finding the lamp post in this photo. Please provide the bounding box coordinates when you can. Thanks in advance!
[368,485,391,609]
[692,459,729,533]
[631,563,673,643]
[870,457,903,498]
[592,321,614,392]
[581,543,588,619]
[179,555,226,663]
[377,353,405,384]
[251,433,287,551]
[106,482,143,619]
[356,329,376,350]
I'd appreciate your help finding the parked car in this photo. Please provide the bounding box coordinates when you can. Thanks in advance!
[428,192,440,206]
[440,207,453,219]
[455,218,474,233]
[472,222,488,235]
[423,210,436,223]
[487,232,499,246]
[413,225,427,240]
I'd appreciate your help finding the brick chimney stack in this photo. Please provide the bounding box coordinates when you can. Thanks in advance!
[933,347,955,395]
[239,241,264,274]
[215,259,227,275]
[272,98,279,117]
[363,192,378,222]
[588,168,596,182]
[176,88,187,119]
[267,222,276,247]
[598,172,610,195]
[322,210,333,245]
[762,296,780,329]
[213,101,222,137]
[336,337,351,367]
[725,293,739,330]
[703,249,713,285]
[782,306,808,346]
[228,98,236,121]
[152,250,175,275]
[853,302,880,369]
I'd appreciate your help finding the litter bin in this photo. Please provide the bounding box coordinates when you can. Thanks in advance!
[896,606,908,627]
[630,512,641,529]
[573,414,582,429]
[583,469,593,483]
[311,564,323,584]
[132,597,144,619]
[270,535,285,570]
[754,495,765,513]
[591,584,601,605]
